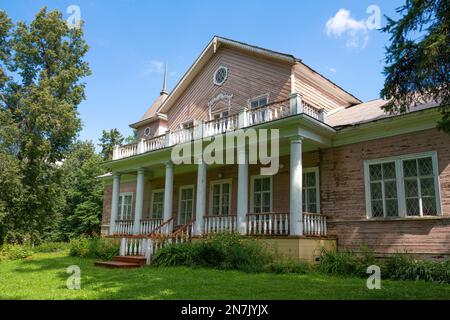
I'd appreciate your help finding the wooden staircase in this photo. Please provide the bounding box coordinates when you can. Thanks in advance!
[95,219,194,269]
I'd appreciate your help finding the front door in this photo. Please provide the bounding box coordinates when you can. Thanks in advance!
[179,186,195,225]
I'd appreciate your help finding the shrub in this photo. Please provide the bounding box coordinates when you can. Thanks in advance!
[319,246,377,277]
[69,237,119,260]
[0,244,33,260]
[34,242,69,253]
[152,243,194,267]
[384,254,450,284]
[264,259,311,274]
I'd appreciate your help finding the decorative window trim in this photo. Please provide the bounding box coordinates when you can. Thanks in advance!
[248,93,270,108]
[150,189,164,219]
[144,127,152,137]
[180,119,195,129]
[119,192,133,220]
[364,151,442,219]
[250,175,273,213]
[213,65,228,86]
[303,167,320,213]
[208,92,233,120]
[209,178,232,216]
[178,185,195,225]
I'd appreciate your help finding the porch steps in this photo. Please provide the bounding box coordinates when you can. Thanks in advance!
[95,255,147,269]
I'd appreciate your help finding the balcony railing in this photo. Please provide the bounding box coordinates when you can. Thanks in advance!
[204,215,237,234]
[247,212,290,236]
[114,219,134,235]
[303,212,327,236]
[112,94,325,160]
[140,218,163,234]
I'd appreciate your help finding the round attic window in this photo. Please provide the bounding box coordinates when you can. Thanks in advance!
[144,127,152,136]
[213,66,228,86]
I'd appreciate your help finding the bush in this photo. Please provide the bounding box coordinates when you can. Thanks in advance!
[384,254,450,284]
[0,244,33,260]
[69,237,119,260]
[33,242,69,253]
[319,246,377,277]
[153,233,274,273]
[264,259,311,274]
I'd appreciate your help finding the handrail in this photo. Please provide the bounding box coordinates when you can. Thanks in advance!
[247,98,290,113]
[172,219,194,237]
[246,212,289,216]
[203,113,239,125]
[148,217,173,234]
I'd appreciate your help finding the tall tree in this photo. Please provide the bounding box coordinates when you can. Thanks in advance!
[0,8,90,243]
[58,141,104,240]
[381,0,450,133]
[98,128,124,161]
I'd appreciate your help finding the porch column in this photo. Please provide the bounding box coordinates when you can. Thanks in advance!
[195,159,207,235]
[109,173,121,235]
[163,162,174,222]
[133,168,145,234]
[290,137,303,236]
[237,149,248,235]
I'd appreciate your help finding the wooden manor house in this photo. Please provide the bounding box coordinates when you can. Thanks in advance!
[97,36,449,268]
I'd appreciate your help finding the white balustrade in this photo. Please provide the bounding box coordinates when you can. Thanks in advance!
[203,115,239,137]
[114,220,134,235]
[247,100,291,126]
[246,213,289,235]
[171,127,194,145]
[204,215,237,234]
[303,213,327,236]
[302,102,321,119]
[142,135,166,153]
[140,218,163,234]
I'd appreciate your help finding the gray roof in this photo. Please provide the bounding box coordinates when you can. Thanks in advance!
[327,99,440,128]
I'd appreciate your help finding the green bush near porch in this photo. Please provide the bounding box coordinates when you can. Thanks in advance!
[69,236,119,260]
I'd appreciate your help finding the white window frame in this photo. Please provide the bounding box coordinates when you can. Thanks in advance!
[303,167,321,213]
[209,179,232,216]
[178,185,195,225]
[364,151,442,219]
[150,189,164,219]
[248,93,270,109]
[213,65,228,86]
[119,192,133,221]
[250,175,273,213]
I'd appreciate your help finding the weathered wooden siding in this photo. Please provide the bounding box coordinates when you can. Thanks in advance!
[136,119,167,140]
[166,47,292,130]
[293,63,357,112]
[321,128,450,256]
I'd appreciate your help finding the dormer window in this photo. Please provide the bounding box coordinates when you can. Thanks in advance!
[213,66,228,86]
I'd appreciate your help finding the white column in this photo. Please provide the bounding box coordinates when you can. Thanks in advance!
[237,149,248,235]
[195,159,207,235]
[163,162,174,222]
[290,137,303,236]
[109,173,121,235]
[133,168,145,234]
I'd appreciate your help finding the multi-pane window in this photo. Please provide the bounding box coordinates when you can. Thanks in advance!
[250,94,269,122]
[302,169,320,213]
[252,176,272,213]
[210,180,231,215]
[150,190,164,219]
[179,186,194,225]
[118,193,133,220]
[365,152,440,218]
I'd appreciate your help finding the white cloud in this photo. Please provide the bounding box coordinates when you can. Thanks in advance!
[143,60,165,75]
[329,67,337,74]
[326,9,369,49]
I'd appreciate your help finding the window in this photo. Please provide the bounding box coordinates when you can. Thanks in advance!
[249,95,268,109]
[302,168,320,213]
[144,127,152,137]
[181,120,194,129]
[251,176,272,213]
[150,190,164,219]
[249,94,269,122]
[179,185,195,225]
[213,66,228,86]
[210,179,232,215]
[118,193,133,220]
[364,152,441,218]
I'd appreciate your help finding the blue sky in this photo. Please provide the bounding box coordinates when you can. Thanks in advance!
[2,0,404,143]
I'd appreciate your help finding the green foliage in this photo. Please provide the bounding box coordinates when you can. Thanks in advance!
[385,254,450,284]
[0,7,90,243]
[153,233,274,273]
[319,246,377,277]
[58,141,104,240]
[98,128,124,161]
[0,243,33,260]
[69,237,119,260]
[33,242,69,253]
[381,0,450,134]
[264,259,311,274]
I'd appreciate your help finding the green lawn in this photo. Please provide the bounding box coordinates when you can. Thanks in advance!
[0,251,449,300]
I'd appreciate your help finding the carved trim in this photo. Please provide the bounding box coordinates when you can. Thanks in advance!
[208,92,233,120]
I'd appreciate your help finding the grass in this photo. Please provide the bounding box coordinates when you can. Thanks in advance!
[0,251,449,300]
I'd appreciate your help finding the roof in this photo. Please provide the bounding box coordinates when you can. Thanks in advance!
[327,99,440,128]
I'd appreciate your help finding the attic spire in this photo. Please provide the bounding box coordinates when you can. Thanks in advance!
[160,63,168,95]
